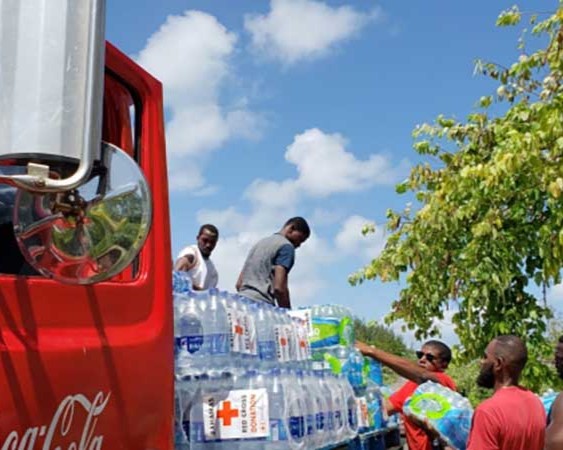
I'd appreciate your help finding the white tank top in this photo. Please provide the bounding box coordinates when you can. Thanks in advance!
[176,245,218,290]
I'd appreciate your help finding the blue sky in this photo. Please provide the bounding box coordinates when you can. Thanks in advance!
[106,0,560,345]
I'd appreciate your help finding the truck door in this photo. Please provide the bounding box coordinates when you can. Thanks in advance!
[0,41,174,449]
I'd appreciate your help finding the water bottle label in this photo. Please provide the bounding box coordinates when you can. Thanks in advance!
[208,333,229,356]
[202,388,270,440]
[327,411,334,430]
[306,414,314,436]
[225,306,242,353]
[316,411,325,430]
[274,325,289,362]
[284,324,298,361]
[356,397,370,428]
[311,317,340,348]
[269,419,288,441]
[348,407,357,428]
[294,320,310,361]
[338,316,355,346]
[289,416,305,439]
[288,308,313,336]
[176,335,204,354]
[334,410,343,428]
[258,340,276,361]
[243,315,258,355]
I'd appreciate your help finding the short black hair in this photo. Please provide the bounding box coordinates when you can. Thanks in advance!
[284,217,310,238]
[199,224,219,237]
[424,340,452,364]
[559,335,563,344]
[494,335,528,374]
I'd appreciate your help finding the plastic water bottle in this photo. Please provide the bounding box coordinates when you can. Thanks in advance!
[365,380,383,430]
[273,308,290,364]
[256,303,277,368]
[175,292,206,378]
[340,374,359,440]
[282,369,307,450]
[238,296,259,365]
[334,305,354,346]
[172,270,192,293]
[367,358,383,385]
[218,290,243,370]
[187,374,210,449]
[313,364,335,446]
[201,288,230,376]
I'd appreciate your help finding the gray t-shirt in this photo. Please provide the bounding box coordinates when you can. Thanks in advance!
[238,233,295,305]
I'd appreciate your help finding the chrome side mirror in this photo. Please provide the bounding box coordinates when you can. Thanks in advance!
[13,143,152,284]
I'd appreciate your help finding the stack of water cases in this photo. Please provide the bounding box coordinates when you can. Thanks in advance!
[293,305,392,437]
[172,272,360,449]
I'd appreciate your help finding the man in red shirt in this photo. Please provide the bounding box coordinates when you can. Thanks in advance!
[467,335,546,450]
[356,340,456,450]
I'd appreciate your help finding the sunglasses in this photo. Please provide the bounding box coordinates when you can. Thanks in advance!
[416,351,438,363]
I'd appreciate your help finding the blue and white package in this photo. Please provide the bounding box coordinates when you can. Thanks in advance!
[539,389,559,418]
[403,381,473,450]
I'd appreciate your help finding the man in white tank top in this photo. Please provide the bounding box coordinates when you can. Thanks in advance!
[174,224,219,290]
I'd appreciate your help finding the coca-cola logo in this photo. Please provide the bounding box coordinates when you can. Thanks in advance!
[1,391,111,450]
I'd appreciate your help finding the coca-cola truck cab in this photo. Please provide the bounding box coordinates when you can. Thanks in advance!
[0,1,174,448]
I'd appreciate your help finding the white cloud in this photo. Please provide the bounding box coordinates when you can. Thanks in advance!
[135,11,263,192]
[335,215,385,260]
[243,129,407,210]
[245,0,378,65]
[288,128,405,196]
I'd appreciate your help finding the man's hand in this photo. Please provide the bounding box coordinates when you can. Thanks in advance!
[174,254,196,272]
[356,340,374,356]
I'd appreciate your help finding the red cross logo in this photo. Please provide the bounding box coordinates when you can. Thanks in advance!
[234,324,244,335]
[217,401,239,426]
[280,337,287,347]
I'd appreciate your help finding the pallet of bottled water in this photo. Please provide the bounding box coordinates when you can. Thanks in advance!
[172,272,396,449]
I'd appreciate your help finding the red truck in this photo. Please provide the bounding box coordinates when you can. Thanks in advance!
[0,1,174,448]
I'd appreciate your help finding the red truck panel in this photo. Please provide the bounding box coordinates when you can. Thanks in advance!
[0,42,174,449]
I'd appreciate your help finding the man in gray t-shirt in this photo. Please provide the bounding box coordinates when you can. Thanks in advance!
[236,217,310,309]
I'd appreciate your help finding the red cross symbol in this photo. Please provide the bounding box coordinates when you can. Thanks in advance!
[299,340,307,348]
[280,337,287,346]
[217,401,239,426]
[234,324,244,335]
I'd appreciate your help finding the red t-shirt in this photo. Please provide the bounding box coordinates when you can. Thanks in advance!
[389,372,457,450]
[467,386,546,450]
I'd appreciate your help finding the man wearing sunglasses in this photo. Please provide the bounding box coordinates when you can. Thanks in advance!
[357,339,456,450]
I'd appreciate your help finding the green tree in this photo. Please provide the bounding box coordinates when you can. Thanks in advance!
[350,4,563,391]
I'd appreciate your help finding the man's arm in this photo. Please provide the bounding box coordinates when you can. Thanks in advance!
[273,265,290,309]
[547,394,563,450]
[356,341,444,385]
[174,253,196,271]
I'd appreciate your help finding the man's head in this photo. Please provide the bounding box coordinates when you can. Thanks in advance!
[477,335,527,389]
[281,217,310,248]
[555,335,563,379]
[416,340,452,372]
[196,224,219,258]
